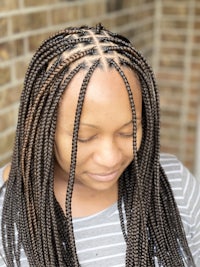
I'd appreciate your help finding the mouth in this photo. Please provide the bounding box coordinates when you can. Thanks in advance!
[87,170,119,182]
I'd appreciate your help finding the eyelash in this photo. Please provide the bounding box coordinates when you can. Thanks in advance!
[119,132,134,138]
[78,135,97,143]
[78,133,133,143]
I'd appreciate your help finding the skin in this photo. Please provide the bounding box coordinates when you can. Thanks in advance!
[54,67,142,217]
[2,164,10,182]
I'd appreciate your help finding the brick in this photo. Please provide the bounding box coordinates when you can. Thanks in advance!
[0,131,15,155]
[187,111,197,123]
[138,8,154,20]
[190,74,200,83]
[161,33,186,43]
[191,59,200,72]
[189,98,199,108]
[161,131,181,141]
[12,11,48,33]
[0,43,10,60]
[189,87,199,96]
[160,135,181,147]
[160,108,181,119]
[185,155,195,165]
[195,7,200,15]
[143,48,153,63]
[194,21,200,30]
[160,96,182,108]
[134,35,154,54]
[143,21,154,32]
[24,0,56,7]
[121,27,136,41]
[186,141,196,153]
[121,0,140,8]
[161,20,188,30]
[28,32,52,52]
[106,0,123,12]
[157,71,184,82]
[14,39,25,57]
[160,94,183,104]
[159,85,183,97]
[160,131,180,143]
[159,58,184,69]
[115,14,130,26]
[15,60,28,79]
[0,66,11,86]
[162,6,189,16]
[160,46,185,56]
[81,2,106,18]
[131,20,153,38]
[0,18,8,38]
[51,5,82,25]
[184,160,194,171]
[160,145,181,155]
[0,108,18,132]
[0,0,19,12]
[144,0,155,3]
[193,34,200,45]
[0,39,24,61]
[0,86,21,110]
[101,17,115,29]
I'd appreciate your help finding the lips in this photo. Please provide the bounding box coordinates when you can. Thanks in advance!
[87,170,119,182]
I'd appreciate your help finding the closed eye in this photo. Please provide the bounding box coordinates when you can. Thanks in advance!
[78,135,97,143]
[119,132,134,138]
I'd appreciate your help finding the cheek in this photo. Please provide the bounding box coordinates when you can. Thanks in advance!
[54,136,93,174]
[54,134,72,172]
[76,145,93,165]
[122,140,134,160]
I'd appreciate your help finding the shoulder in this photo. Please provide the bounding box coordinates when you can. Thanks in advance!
[160,153,200,226]
[160,153,200,264]
[160,153,199,202]
[160,153,184,174]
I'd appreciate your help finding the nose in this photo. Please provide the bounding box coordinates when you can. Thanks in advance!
[93,138,122,169]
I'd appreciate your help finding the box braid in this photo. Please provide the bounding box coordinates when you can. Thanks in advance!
[1,24,195,266]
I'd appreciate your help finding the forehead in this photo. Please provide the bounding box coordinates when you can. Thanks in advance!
[61,67,141,102]
[57,67,142,125]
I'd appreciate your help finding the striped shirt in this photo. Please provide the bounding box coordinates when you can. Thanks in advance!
[0,154,200,266]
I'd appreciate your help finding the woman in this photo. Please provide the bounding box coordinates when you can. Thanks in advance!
[0,24,199,266]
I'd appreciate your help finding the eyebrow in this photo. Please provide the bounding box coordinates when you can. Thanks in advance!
[79,120,138,130]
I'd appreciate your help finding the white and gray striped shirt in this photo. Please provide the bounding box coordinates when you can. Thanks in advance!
[0,154,200,266]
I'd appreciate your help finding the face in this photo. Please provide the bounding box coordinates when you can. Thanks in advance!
[54,67,142,193]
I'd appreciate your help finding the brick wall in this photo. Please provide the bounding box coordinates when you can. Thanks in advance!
[152,0,200,172]
[1,0,199,174]
[0,0,154,166]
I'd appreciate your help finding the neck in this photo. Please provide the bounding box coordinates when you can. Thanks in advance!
[54,166,118,218]
[71,181,118,218]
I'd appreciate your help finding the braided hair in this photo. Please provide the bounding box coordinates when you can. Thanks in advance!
[1,24,195,266]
